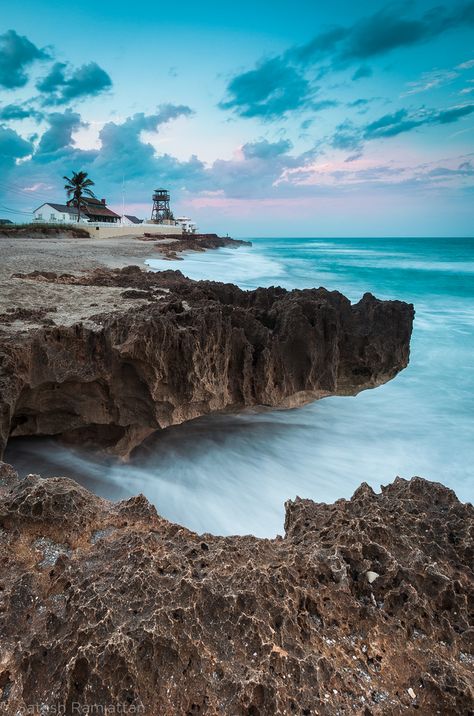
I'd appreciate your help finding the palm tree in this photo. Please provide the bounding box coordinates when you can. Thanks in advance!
[63,171,96,223]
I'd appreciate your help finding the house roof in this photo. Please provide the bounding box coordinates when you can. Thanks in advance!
[72,198,120,218]
[34,201,120,219]
[83,197,104,205]
[85,205,121,218]
[34,203,79,214]
[124,215,142,224]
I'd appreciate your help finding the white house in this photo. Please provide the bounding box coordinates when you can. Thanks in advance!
[33,199,121,224]
[175,216,197,234]
[33,203,81,223]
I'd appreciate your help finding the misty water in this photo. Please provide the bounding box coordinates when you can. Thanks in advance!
[6,237,474,537]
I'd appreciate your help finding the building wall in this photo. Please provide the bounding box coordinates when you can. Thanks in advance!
[34,206,77,222]
[82,223,183,239]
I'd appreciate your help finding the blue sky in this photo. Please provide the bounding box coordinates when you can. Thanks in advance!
[1,0,473,235]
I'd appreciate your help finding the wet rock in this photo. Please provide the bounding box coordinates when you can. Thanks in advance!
[0,464,471,714]
[146,233,251,259]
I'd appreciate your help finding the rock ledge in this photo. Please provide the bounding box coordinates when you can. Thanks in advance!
[0,266,414,459]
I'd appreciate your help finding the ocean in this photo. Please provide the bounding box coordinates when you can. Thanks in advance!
[6,237,474,537]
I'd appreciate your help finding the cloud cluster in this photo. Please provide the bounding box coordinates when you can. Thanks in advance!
[0,27,198,196]
[0,126,33,170]
[331,103,474,153]
[221,2,474,119]
[207,139,306,198]
[276,153,474,197]
[37,61,112,105]
[219,57,313,118]
[241,138,292,159]
[0,29,49,89]
[0,27,112,107]
[332,4,462,63]
[0,105,206,202]
[36,110,86,156]
[92,106,198,180]
[0,104,42,121]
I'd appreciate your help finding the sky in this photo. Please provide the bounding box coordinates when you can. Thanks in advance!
[0,0,473,236]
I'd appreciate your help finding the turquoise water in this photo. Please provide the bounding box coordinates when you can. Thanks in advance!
[7,238,474,536]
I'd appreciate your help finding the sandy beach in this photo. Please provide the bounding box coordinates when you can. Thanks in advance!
[0,233,251,332]
[0,234,158,278]
[0,235,173,331]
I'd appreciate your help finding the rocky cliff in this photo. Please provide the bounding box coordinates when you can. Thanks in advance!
[0,266,413,459]
[0,464,472,714]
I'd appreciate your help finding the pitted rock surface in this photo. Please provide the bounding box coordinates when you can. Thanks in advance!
[0,267,414,458]
[0,465,472,714]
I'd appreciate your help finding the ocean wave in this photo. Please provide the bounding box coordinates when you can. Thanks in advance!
[147,246,285,287]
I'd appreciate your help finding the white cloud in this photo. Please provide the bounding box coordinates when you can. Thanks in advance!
[402,69,458,96]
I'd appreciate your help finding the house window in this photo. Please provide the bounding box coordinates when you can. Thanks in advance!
[50,214,55,221]
[62,214,66,220]
[37,214,43,220]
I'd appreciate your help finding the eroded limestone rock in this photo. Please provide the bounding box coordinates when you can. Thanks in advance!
[0,267,414,458]
[0,467,471,714]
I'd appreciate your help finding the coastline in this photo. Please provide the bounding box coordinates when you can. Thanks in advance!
[0,234,472,713]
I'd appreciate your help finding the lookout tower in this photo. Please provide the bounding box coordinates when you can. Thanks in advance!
[151,188,171,223]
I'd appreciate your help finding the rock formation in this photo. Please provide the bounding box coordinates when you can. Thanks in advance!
[145,233,251,260]
[0,464,472,714]
[0,267,414,459]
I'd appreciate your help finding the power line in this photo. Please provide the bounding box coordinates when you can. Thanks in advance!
[0,176,54,195]
[0,180,53,202]
[0,175,61,201]
[0,204,33,216]
[0,204,32,212]
[0,186,39,203]
[0,178,53,217]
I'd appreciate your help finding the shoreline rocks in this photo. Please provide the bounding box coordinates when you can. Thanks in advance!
[0,465,472,714]
[0,266,414,459]
[146,232,251,260]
